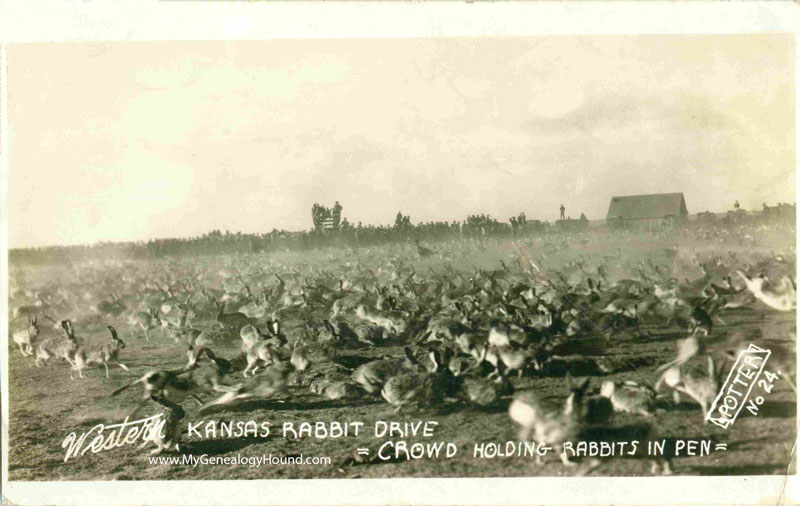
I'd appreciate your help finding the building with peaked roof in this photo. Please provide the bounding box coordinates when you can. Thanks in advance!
[606,192,689,228]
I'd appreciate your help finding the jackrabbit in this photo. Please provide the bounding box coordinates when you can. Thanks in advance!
[71,325,129,379]
[128,308,161,341]
[35,320,79,369]
[455,348,514,407]
[599,380,656,417]
[381,349,456,413]
[139,395,186,456]
[508,376,605,466]
[12,316,39,356]
[352,347,426,394]
[113,347,236,419]
[240,323,285,377]
[198,357,304,413]
[655,355,723,422]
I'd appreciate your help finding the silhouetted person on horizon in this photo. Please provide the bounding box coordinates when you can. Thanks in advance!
[332,201,342,227]
[559,204,565,220]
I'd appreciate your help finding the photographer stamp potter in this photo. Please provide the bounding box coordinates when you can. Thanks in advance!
[707,344,772,429]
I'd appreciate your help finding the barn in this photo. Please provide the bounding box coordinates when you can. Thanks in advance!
[606,192,689,228]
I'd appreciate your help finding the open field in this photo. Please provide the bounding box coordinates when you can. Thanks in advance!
[6,230,797,480]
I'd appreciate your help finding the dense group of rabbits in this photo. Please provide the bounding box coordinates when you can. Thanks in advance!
[8,232,796,469]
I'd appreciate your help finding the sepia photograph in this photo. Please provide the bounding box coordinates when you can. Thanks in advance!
[1,3,798,505]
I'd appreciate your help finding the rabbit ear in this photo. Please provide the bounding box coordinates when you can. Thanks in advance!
[403,347,417,364]
[428,350,441,370]
[707,355,716,378]
[474,344,489,364]
[496,358,507,378]
[323,319,336,336]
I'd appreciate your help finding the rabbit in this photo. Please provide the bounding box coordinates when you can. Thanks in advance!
[215,300,257,331]
[240,323,286,377]
[12,316,39,356]
[689,306,713,337]
[35,320,79,369]
[71,325,129,379]
[599,380,656,417]
[305,367,364,401]
[574,422,674,476]
[354,304,408,336]
[322,380,366,401]
[198,357,304,413]
[289,328,338,374]
[114,347,237,420]
[655,355,722,422]
[485,342,530,379]
[183,347,235,399]
[173,326,203,348]
[381,349,456,413]
[139,395,186,456]
[737,270,796,312]
[352,346,426,394]
[508,376,599,466]
[128,307,161,341]
[323,319,369,349]
[455,348,514,407]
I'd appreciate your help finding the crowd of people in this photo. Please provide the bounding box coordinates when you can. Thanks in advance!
[311,202,343,231]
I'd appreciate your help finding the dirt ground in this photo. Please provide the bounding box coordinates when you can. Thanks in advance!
[6,235,797,480]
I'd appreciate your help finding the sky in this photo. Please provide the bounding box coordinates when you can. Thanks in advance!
[7,35,795,248]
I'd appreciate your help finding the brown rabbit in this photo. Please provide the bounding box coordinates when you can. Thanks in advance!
[198,356,304,413]
[509,379,587,466]
[128,307,161,341]
[455,348,514,407]
[352,347,426,394]
[215,300,257,331]
[381,349,456,413]
[12,316,39,356]
[35,320,79,369]
[139,396,186,455]
[240,323,286,377]
[655,355,723,422]
[600,380,656,417]
[71,325,129,380]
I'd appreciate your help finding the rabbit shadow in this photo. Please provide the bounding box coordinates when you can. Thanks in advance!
[435,398,512,416]
[755,400,796,419]
[644,331,692,344]
[197,396,380,415]
[654,399,704,412]
[184,436,267,456]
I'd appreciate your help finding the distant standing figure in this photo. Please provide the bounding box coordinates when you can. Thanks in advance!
[332,201,342,227]
[580,212,587,221]
[559,204,565,220]
[734,200,740,210]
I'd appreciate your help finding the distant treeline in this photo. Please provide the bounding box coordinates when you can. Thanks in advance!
[9,215,548,265]
[9,207,794,266]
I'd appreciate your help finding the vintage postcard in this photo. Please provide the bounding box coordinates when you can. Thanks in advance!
[1,2,798,505]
